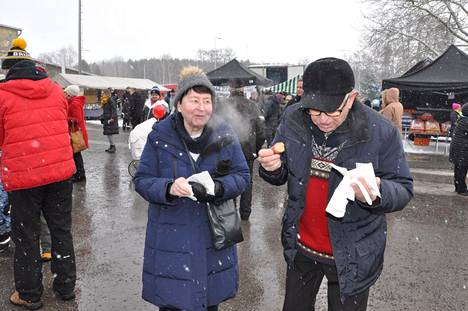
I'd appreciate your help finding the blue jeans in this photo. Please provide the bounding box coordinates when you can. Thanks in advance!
[0,181,10,236]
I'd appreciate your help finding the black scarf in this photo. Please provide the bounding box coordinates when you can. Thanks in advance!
[173,112,213,154]
[5,60,48,81]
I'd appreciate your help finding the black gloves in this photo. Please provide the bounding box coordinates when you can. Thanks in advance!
[189,181,224,203]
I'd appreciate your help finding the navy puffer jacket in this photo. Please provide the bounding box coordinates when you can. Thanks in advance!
[134,113,249,311]
[260,102,413,300]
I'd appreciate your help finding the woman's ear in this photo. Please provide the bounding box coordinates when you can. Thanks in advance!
[177,102,181,112]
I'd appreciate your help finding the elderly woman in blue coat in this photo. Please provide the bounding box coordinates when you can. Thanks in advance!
[134,67,250,311]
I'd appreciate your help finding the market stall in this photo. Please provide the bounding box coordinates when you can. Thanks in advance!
[382,45,468,122]
[207,59,273,87]
[264,74,302,94]
[53,73,169,119]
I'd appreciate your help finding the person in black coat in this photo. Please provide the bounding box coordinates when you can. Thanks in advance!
[258,58,413,310]
[449,103,462,137]
[263,92,284,146]
[449,103,468,195]
[127,87,144,128]
[100,89,119,153]
[219,87,266,220]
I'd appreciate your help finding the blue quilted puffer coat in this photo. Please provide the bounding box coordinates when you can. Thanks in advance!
[134,113,249,311]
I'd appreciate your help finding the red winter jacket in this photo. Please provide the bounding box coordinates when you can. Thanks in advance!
[0,78,76,191]
[68,95,89,148]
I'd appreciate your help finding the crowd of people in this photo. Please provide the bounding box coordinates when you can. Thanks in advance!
[0,36,466,311]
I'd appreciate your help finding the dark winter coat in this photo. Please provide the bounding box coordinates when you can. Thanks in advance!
[449,110,462,137]
[129,92,144,123]
[449,113,468,166]
[259,102,413,300]
[263,95,282,140]
[134,113,250,311]
[221,95,266,160]
[100,98,119,136]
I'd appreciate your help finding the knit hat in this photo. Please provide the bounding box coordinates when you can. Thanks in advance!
[299,57,355,112]
[452,103,461,110]
[1,38,33,70]
[173,66,216,107]
[150,86,160,95]
[64,85,80,97]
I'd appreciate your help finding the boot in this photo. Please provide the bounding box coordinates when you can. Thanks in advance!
[53,287,76,301]
[9,291,43,310]
[105,145,116,153]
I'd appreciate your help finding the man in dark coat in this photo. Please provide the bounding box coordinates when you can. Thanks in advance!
[127,87,144,128]
[258,58,413,311]
[220,87,266,220]
[449,103,468,196]
[263,92,284,145]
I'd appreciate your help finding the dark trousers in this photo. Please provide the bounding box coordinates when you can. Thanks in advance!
[240,159,254,219]
[10,179,76,302]
[160,306,218,311]
[454,163,467,193]
[73,152,85,178]
[283,252,369,311]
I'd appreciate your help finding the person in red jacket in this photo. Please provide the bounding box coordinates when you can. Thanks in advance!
[65,85,89,182]
[0,38,76,310]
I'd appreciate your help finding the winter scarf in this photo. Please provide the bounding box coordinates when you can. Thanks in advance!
[173,112,213,154]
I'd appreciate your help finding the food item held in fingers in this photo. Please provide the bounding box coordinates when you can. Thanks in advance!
[271,142,285,154]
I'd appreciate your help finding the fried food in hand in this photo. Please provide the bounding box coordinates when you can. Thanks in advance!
[271,142,285,154]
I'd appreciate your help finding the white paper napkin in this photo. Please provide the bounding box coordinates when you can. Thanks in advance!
[185,171,215,201]
[325,163,381,218]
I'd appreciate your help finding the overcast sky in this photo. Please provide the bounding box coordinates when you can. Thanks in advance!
[0,0,368,64]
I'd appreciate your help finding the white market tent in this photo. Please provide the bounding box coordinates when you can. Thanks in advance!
[53,73,169,91]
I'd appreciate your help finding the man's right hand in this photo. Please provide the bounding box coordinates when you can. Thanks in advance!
[258,148,282,171]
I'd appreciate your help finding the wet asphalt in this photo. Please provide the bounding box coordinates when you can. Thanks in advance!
[0,123,467,311]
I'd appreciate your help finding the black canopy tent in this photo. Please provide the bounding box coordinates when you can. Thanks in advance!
[382,45,468,121]
[207,59,273,87]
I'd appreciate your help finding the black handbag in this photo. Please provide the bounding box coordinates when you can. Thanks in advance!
[182,140,244,250]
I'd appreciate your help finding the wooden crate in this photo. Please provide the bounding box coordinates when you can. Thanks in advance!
[414,137,430,146]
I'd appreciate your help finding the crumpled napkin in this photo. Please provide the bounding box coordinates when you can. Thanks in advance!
[185,171,215,201]
[325,163,381,218]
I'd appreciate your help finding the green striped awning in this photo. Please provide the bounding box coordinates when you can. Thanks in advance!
[266,75,302,94]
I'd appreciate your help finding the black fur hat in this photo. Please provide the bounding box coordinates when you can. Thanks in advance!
[299,57,355,112]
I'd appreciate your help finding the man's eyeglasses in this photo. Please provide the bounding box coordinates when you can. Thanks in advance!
[307,94,350,117]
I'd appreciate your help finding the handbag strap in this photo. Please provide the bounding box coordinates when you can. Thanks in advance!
[181,137,225,175]
[181,139,197,174]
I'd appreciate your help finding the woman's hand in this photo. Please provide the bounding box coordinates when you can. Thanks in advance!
[169,177,192,197]
[258,148,282,171]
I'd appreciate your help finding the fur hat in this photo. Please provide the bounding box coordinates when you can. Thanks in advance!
[1,38,33,70]
[173,66,216,107]
[64,85,80,97]
[299,57,355,112]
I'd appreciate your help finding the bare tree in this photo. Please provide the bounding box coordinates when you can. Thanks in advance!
[196,48,236,69]
[362,0,467,77]
[37,46,78,68]
[353,0,468,99]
